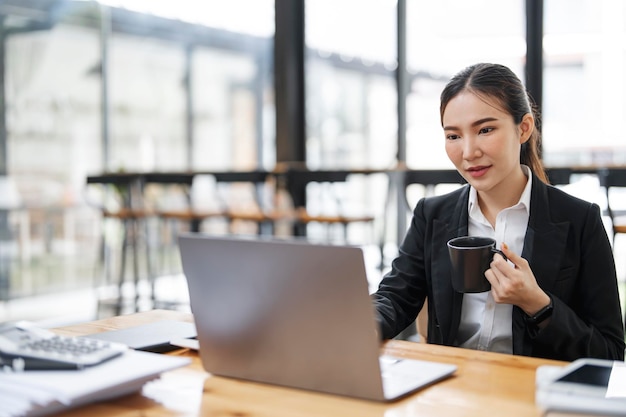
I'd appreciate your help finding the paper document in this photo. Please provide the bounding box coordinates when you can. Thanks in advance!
[606,361,626,398]
[0,350,190,417]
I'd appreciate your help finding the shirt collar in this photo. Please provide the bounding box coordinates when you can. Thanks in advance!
[468,165,532,215]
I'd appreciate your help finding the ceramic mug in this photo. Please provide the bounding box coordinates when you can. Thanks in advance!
[447,236,507,293]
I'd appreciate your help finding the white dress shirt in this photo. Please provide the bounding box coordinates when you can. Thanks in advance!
[456,166,532,354]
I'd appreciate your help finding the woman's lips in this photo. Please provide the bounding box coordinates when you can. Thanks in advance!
[466,166,490,178]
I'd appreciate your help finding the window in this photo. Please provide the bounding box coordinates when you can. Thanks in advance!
[306,0,398,169]
[405,0,526,169]
[543,0,626,167]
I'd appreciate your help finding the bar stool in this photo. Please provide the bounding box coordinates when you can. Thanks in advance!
[151,172,286,238]
[151,174,226,232]
[150,176,228,288]
[85,177,156,317]
[294,205,375,243]
[285,168,379,244]
[213,171,293,236]
[101,206,155,314]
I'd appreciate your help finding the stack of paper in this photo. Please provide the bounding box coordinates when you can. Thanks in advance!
[0,350,190,417]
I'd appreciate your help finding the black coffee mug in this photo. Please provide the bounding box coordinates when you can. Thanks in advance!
[447,236,507,293]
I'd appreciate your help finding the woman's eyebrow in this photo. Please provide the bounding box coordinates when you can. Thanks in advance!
[443,117,498,132]
[471,117,498,127]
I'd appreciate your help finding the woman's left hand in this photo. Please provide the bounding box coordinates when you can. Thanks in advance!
[485,243,551,316]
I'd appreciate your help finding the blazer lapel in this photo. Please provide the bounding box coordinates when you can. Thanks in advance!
[431,186,469,344]
[523,178,570,292]
[513,176,570,355]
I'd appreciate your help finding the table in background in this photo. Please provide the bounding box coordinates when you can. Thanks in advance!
[49,309,582,417]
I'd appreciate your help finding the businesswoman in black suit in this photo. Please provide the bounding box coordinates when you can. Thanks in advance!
[373,63,625,361]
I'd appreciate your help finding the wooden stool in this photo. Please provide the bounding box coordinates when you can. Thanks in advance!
[294,207,375,243]
[99,207,155,316]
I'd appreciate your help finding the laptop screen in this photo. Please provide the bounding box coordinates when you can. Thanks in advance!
[178,234,386,399]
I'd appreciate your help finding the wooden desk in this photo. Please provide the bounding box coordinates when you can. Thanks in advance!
[48,309,579,417]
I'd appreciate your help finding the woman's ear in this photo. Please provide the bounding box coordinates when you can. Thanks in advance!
[519,113,534,144]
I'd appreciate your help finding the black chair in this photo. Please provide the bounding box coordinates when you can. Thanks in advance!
[402,169,466,211]
[545,167,573,186]
[597,168,626,244]
[597,168,626,327]
[401,169,466,342]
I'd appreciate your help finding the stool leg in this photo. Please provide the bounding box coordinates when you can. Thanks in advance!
[143,217,155,309]
[117,219,129,316]
[95,219,109,317]
[130,218,140,312]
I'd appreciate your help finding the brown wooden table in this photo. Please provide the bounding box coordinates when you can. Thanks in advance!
[44,309,606,417]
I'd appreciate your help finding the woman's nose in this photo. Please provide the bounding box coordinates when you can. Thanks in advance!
[463,136,481,159]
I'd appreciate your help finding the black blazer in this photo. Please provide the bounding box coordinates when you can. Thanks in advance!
[373,173,625,361]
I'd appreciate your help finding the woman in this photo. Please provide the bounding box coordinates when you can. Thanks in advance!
[373,63,625,361]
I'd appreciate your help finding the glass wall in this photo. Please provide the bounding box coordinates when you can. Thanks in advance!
[1,0,274,299]
[3,0,626,303]
[108,34,186,172]
[305,0,398,170]
[7,23,100,207]
[405,0,526,169]
[304,0,397,249]
[192,46,272,171]
[543,0,626,167]
[305,0,626,171]
[306,0,528,170]
[6,21,102,297]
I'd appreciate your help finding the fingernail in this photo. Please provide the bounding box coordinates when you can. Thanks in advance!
[502,242,508,250]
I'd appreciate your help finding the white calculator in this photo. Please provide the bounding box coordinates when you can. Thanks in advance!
[0,321,128,370]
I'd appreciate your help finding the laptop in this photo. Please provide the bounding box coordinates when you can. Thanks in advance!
[178,233,457,402]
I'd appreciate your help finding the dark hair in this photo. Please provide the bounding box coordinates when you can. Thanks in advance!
[439,63,548,184]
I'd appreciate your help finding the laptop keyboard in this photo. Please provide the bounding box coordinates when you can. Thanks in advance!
[379,355,457,399]
[380,355,417,380]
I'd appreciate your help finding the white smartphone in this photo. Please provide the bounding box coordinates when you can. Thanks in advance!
[536,358,626,416]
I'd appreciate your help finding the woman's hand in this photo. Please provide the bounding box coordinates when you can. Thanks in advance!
[485,243,551,316]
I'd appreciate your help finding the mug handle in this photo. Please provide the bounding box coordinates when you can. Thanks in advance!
[490,247,508,262]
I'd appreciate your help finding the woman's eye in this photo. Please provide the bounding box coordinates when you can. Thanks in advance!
[478,127,494,134]
[446,134,460,140]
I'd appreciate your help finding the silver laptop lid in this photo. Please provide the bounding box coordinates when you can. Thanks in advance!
[178,234,386,400]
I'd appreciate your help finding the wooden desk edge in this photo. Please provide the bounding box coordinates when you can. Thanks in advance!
[54,309,565,373]
[51,310,572,417]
